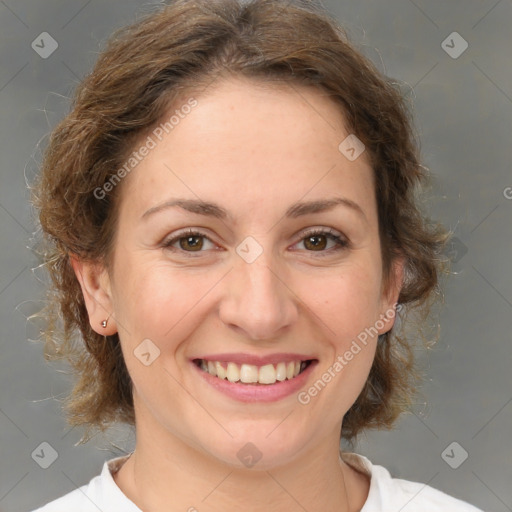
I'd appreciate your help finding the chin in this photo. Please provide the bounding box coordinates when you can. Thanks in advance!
[195,425,310,470]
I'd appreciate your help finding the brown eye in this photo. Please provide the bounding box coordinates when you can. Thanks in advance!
[163,229,215,254]
[295,228,349,256]
[303,234,328,251]
[179,235,204,251]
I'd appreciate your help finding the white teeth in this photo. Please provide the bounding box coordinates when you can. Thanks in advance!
[197,359,307,384]
[226,362,240,382]
[215,361,227,380]
[259,364,277,384]
[286,361,295,380]
[240,364,259,383]
[275,362,287,381]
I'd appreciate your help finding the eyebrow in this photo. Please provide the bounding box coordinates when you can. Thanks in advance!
[141,197,367,223]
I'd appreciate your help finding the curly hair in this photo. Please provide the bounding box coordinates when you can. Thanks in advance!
[32,0,450,443]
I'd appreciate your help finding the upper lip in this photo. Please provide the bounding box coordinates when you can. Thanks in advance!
[192,352,316,366]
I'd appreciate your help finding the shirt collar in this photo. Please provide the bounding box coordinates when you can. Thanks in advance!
[104,450,384,511]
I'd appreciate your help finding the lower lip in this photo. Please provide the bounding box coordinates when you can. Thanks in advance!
[191,360,318,403]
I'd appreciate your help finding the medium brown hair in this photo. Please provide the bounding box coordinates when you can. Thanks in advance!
[32,0,450,443]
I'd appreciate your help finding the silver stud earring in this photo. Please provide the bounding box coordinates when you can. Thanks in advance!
[101,318,108,328]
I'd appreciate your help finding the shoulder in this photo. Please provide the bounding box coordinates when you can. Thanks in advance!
[30,454,140,512]
[341,452,484,512]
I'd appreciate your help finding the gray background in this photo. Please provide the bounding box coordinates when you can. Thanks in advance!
[0,0,511,511]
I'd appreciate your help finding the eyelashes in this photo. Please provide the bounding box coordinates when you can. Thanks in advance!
[291,227,349,256]
[161,227,349,258]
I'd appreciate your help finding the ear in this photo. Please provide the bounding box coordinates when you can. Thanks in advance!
[70,254,117,335]
[377,254,405,335]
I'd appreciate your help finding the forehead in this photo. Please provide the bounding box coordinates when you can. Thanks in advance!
[118,78,376,226]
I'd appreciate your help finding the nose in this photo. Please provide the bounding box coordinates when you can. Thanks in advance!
[218,249,299,341]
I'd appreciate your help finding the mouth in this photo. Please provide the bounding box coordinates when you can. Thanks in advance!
[192,358,315,385]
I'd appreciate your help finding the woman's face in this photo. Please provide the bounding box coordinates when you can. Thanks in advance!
[79,77,402,468]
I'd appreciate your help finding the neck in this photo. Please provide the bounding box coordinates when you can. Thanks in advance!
[113,418,369,512]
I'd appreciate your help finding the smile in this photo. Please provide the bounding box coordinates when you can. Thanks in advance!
[193,359,314,385]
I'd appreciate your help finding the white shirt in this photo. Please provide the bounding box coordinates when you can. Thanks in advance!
[31,451,484,511]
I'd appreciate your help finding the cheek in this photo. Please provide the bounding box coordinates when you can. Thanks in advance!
[311,262,383,343]
[305,267,382,415]
[112,257,216,345]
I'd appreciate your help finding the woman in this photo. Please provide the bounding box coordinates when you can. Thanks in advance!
[31,0,484,510]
